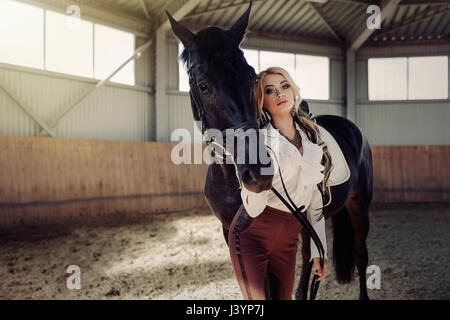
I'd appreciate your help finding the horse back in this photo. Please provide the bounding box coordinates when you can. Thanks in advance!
[315,115,364,165]
[314,115,373,217]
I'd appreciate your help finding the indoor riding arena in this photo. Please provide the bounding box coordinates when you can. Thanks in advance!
[0,0,449,301]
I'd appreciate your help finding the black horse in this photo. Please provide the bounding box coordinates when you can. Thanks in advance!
[167,4,373,300]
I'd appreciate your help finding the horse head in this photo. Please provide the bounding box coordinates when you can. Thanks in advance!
[167,3,274,193]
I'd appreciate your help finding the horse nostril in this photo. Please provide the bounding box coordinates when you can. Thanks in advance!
[241,168,257,186]
[240,167,273,192]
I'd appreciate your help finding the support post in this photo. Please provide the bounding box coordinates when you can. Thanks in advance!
[155,29,170,142]
[346,49,357,123]
[154,0,202,141]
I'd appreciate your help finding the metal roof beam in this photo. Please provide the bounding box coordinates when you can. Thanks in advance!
[374,8,449,38]
[327,0,379,5]
[139,0,151,20]
[184,0,265,20]
[308,2,343,43]
[429,7,450,34]
[399,0,450,5]
[52,0,152,25]
[156,0,203,30]
[348,0,401,50]
[0,81,55,137]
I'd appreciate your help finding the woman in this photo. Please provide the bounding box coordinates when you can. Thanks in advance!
[228,67,332,300]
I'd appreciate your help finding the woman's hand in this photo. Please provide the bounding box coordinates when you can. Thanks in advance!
[312,258,328,281]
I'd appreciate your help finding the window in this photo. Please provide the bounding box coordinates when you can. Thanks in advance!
[0,0,136,86]
[259,51,295,78]
[296,54,329,100]
[178,44,330,100]
[368,56,448,100]
[408,56,448,100]
[46,10,93,78]
[95,24,135,86]
[368,58,408,100]
[0,0,44,69]
[242,49,259,74]
[178,43,189,92]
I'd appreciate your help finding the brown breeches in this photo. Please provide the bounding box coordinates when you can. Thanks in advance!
[229,204,303,300]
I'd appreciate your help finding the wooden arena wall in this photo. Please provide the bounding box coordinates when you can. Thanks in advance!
[0,136,448,228]
[371,146,449,203]
[0,136,210,229]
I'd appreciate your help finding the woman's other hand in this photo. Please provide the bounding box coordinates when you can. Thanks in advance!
[313,258,328,281]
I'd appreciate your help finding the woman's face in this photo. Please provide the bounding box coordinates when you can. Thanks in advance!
[262,73,296,120]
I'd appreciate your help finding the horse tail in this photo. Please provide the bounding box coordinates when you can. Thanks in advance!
[331,206,355,283]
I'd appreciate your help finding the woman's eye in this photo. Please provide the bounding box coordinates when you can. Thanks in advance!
[265,88,274,94]
[282,84,290,90]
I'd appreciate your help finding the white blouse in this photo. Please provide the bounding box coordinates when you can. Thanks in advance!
[240,121,327,261]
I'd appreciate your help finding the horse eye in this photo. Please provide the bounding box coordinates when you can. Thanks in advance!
[198,83,209,95]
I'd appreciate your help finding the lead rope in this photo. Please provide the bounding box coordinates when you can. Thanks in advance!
[204,132,325,299]
[266,145,325,300]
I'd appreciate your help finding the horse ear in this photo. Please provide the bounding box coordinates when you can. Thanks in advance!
[229,1,252,44]
[166,11,195,47]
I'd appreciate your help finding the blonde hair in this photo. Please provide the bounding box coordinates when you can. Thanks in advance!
[255,67,333,209]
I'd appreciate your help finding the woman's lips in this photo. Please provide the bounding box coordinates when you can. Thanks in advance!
[277,100,287,106]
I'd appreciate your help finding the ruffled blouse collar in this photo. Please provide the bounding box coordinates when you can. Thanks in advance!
[264,121,325,185]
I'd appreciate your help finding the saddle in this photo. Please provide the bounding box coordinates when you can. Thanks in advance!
[318,125,350,186]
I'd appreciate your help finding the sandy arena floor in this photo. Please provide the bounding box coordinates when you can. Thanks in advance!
[0,202,448,300]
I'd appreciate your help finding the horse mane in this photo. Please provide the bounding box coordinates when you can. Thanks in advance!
[180,27,245,69]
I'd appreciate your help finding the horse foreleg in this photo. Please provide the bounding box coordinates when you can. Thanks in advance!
[346,197,370,300]
[295,228,313,300]
[222,227,230,246]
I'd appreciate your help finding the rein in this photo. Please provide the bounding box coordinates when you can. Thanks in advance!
[188,65,324,300]
[266,145,325,300]
[205,130,325,300]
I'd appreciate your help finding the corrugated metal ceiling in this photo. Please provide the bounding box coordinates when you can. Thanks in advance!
[82,0,169,18]
[81,0,450,45]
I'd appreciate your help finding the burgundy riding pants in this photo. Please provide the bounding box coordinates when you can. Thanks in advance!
[229,204,303,300]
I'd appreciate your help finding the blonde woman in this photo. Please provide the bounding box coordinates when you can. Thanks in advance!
[228,67,332,300]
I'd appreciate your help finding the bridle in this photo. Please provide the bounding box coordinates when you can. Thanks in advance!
[187,62,259,165]
[188,61,325,300]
